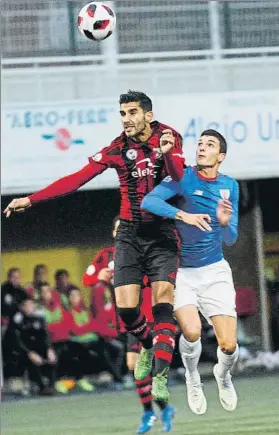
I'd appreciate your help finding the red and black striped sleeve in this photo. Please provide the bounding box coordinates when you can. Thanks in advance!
[163,132,185,181]
[28,160,107,204]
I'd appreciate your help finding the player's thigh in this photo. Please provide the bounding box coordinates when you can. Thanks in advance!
[199,260,237,334]
[144,224,179,289]
[174,268,201,340]
[114,222,143,303]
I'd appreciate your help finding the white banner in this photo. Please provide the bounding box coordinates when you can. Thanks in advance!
[2,90,279,194]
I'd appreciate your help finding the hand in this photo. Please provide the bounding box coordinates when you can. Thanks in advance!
[4,197,31,218]
[98,268,112,282]
[28,351,43,366]
[176,210,212,231]
[47,348,57,364]
[160,129,175,154]
[217,199,232,226]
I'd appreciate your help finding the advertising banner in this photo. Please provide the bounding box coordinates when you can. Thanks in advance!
[2,90,279,194]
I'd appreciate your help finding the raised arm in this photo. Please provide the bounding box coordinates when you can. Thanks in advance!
[160,130,185,181]
[4,150,110,217]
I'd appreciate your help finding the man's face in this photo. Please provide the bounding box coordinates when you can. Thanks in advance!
[22,300,36,315]
[120,102,153,138]
[69,290,81,308]
[10,271,21,288]
[112,219,120,239]
[35,267,48,283]
[57,273,69,288]
[196,135,225,168]
[40,285,52,304]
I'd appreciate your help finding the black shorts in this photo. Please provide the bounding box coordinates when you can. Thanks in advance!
[126,334,142,354]
[114,219,180,288]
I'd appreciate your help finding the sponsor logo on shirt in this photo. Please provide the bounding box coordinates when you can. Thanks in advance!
[163,176,173,183]
[194,190,203,196]
[131,158,159,179]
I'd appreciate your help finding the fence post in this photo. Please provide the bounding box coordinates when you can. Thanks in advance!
[101,3,118,64]
[223,1,232,49]
[209,1,222,60]
[67,1,77,55]
[253,182,272,352]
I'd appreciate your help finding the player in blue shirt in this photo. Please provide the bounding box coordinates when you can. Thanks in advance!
[142,129,239,415]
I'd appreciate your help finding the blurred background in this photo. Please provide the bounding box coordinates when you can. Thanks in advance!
[1,1,279,432]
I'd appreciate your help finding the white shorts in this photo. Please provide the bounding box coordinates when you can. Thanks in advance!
[174,259,236,324]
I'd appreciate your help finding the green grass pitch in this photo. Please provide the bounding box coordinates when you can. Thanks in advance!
[2,374,279,435]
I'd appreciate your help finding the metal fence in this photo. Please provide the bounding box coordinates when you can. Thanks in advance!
[2,0,279,58]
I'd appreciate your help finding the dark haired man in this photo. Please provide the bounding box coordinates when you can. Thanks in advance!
[142,130,239,415]
[5,90,185,401]
[1,268,26,328]
[2,296,57,395]
[25,264,48,301]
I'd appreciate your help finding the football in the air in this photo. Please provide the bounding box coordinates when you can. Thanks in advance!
[77,2,116,41]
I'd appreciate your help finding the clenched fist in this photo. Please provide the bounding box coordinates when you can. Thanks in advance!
[160,129,175,154]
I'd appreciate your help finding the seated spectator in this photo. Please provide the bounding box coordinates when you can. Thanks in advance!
[55,269,73,309]
[38,282,74,394]
[1,268,27,330]
[67,286,125,390]
[2,296,57,396]
[25,264,48,301]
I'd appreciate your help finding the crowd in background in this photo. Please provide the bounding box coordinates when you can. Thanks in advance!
[1,264,127,396]
[1,261,279,398]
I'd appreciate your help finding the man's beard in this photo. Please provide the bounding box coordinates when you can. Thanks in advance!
[130,122,147,141]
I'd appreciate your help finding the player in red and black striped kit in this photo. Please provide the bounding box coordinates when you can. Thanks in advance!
[5,90,185,401]
[83,215,176,433]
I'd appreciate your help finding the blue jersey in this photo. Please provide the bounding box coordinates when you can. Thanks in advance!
[142,166,239,268]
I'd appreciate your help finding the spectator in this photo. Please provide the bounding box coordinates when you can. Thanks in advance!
[26,264,48,301]
[2,296,57,396]
[55,269,73,308]
[83,215,120,337]
[55,269,71,294]
[67,286,125,390]
[38,282,74,394]
[1,268,27,330]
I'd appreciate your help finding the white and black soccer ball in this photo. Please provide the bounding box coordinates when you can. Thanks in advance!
[77,2,116,41]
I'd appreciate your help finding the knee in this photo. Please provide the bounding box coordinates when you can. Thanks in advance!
[117,306,140,327]
[153,282,173,304]
[182,325,201,343]
[218,338,237,354]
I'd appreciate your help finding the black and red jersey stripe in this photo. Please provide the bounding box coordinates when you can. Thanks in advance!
[88,121,184,224]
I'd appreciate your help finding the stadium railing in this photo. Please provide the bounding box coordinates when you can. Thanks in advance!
[2,47,279,103]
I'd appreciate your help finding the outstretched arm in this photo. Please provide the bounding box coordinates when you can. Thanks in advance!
[4,160,107,217]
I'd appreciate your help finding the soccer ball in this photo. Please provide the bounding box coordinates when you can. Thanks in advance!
[77,2,116,41]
